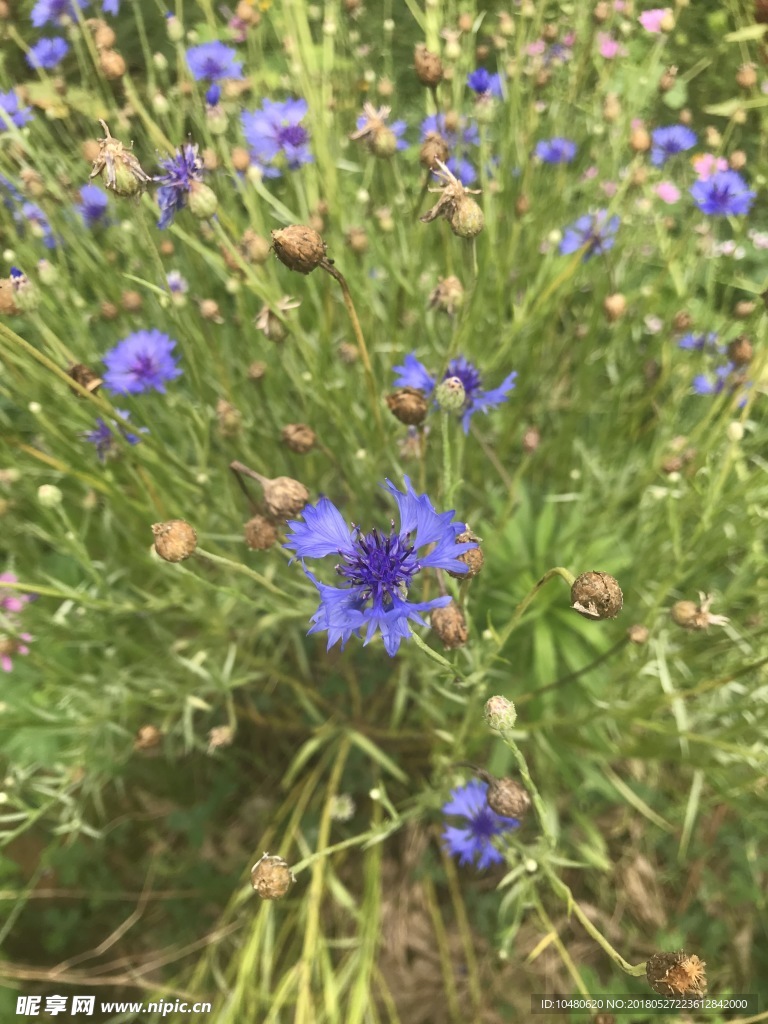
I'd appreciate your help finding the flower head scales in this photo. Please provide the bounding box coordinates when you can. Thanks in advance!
[102,329,182,394]
[284,477,476,656]
[442,779,520,869]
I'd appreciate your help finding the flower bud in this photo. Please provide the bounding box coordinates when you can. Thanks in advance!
[251,853,296,900]
[430,601,468,648]
[90,121,152,198]
[386,387,428,426]
[736,63,757,89]
[166,14,184,42]
[603,293,627,322]
[188,181,219,220]
[282,423,317,453]
[262,476,310,518]
[134,724,163,751]
[244,515,277,550]
[447,529,483,578]
[99,49,126,80]
[271,225,327,274]
[428,275,464,315]
[449,196,484,238]
[486,776,531,819]
[727,335,752,366]
[570,571,623,620]
[630,127,651,152]
[484,695,517,731]
[38,484,63,507]
[627,624,649,644]
[419,133,450,170]
[646,951,706,998]
[68,363,103,397]
[414,44,444,86]
[152,519,198,562]
[435,376,466,413]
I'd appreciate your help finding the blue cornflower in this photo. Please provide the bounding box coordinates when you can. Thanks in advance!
[30,0,85,28]
[535,137,577,164]
[26,37,69,69]
[678,332,719,351]
[420,113,479,149]
[241,98,313,177]
[284,478,476,656]
[443,156,477,186]
[393,353,517,435]
[186,41,243,82]
[102,329,182,394]
[21,202,56,249]
[77,184,108,227]
[155,143,205,229]
[101,0,119,12]
[690,170,756,216]
[650,125,697,166]
[84,409,143,461]
[467,68,504,98]
[205,84,221,107]
[0,90,33,131]
[443,779,520,869]
[559,209,620,261]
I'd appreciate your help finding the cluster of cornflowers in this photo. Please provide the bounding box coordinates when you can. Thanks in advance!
[678,332,750,403]
[0,573,34,673]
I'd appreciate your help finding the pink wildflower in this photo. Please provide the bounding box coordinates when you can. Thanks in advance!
[526,40,546,56]
[0,632,32,672]
[692,153,728,181]
[638,8,672,33]
[597,33,626,58]
[0,573,31,614]
[655,181,681,204]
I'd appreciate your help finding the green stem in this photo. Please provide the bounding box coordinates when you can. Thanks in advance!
[495,567,576,652]
[411,630,463,681]
[496,728,556,851]
[193,547,293,600]
[441,411,452,503]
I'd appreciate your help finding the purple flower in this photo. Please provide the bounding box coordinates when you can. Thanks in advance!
[420,113,479,149]
[101,0,119,12]
[21,202,56,249]
[467,68,503,98]
[166,270,188,294]
[155,143,205,229]
[30,0,85,28]
[0,573,33,615]
[77,183,108,226]
[535,137,577,164]
[678,332,719,351]
[443,779,519,869]
[84,409,143,461]
[393,353,517,435]
[284,478,476,656]
[0,90,33,131]
[186,41,243,82]
[26,37,69,69]
[102,329,182,394]
[690,170,756,216]
[639,8,671,32]
[241,98,313,177]
[559,210,620,261]
[650,125,697,166]
[0,631,32,672]
[444,156,477,186]
[205,84,221,107]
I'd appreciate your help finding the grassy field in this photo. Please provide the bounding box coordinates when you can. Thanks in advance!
[1,0,767,1021]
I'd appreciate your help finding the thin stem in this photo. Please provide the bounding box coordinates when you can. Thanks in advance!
[495,567,576,653]
[193,547,292,599]
[496,728,556,851]
[411,629,463,681]
[441,411,452,503]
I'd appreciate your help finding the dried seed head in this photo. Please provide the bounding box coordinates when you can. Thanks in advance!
[672,310,693,332]
[522,425,540,452]
[90,120,151,197]
[100,300,119,320]
[414,44,444,86]
[428,275,464,315]
[251,853,296,900]
[271,225,327,274]
[20,168,45,198]
[729,149,747,170]
[734,300,756,319]
[421,159,483,234]
[671,593,729,630]
[630,127,651,152]
[262,476,310,518]
[99,49,127,80]
[603,293,627,322]
[603,93,621,122]
[592,1,610,22]
[627,624,650,644]
[486,776,531,819]
[0,279,21,316]
[151,519,198,562]
[646,951,706,998]
[88,17,116,49]
[658,65,678,93]
[435,376,466,413]
[345,226,368,254]
[134,724,163,751]
[337,342,358,364]
[199,299,222,322]
[121,289,142,312]
[430,601,468,649]
[570,571,623,620]
[68,363,103,397]
[282,423,317,454]
[244,514,278,551]
[447,529,483,579]
[248,360,267,382]
[727,335,753,366]
[736,62,757,89]
[484,695,517,731]
[449,195,485,238]
[216,398,242,438]
[241,230,271,264]
[207,725,234,753]
[386,387,429,426]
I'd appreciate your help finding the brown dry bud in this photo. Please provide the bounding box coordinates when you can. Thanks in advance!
[345,226,368,254]
[646,951,706,998]
[236,0,261,23]
[661,455,683,474]
[658,66,678,93]
[630,127,651,152]
[272,225,327,274]
[282,423,316,454]
[90,121,152,197]
[570,571,623,620]
[672,310,692,333]
[542,22,558,40]
[20,168,45,198]
[603,93,621,122]
[121,289,142,312]
[216,398,242,438]
[734,300,755,319]
[248,360,267,382]
[251,853,295,900]
[200,299,221,321]
[262,476,309,518]
[729,149,747,170]
[82,139,101,163]
[0,280,21,316]
[134,724,163,751]
[100,300,119,320]
[522,425,540,452]
[727,335,753,366]
[152,519,198,562]
[68,363,103,397]
[593,1,610,21]
[515,194,530,217]
[99,49,126,80]
[231,146,251,172]
[244,514,277,551]
[486,776,531,819]
[159,240,175,256]
[630,166,648,187]
[414,44,444,86]
[627,624,650,645]
[386,387,428,426]
[338,341,358,363]
[430,601,468,649]
[449,195,484,238]
[419,133,450,170]
[241,230,271,264]
[447,529,483,579]
[736,63,757,89]
[603,293,627,322]
[670,593,728,631]
[88,18,116,49]
[534,69,551,89]
[428,275,464,315]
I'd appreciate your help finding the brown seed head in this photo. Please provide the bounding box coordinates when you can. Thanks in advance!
[570,572,623,620]
[603,293,627,322]
[251,853,296,900]
[430,601,469,649]
[282,423,317,454]
[121,289,142,312]
[734,300,755,319]
[247,360,267,382]
[152,519,198,562]
[0,280,21,316]
[68,363,103,397]
[646,951,706,998]
[271,225,327,274]
[671,593,728,630]
[627,624,650,644]
[630,127,651,152]
[428,275,464,315]
[100,300,119,320]
[414,44,444,86]
[672,310,693,332]
[88,18,116,49]
[99,49,127,80]
[658,66,678,92]
[736,63,757,89]
[90,120,152,197]
[593,1,610,21]
[386,387,428,426]
[522,425,540,452]
[419,133,450,170]
[486,776,531,819]
[134,724,163,751]
[449,195,484,238]
[244,515,277,551]
[200,299,222,322]
[216,398,242,438]
[447,529,483,579]
[727,335,753,366]
[603,93,621,122]
[729,149,747,170]
[262,476,309,518]
[345,226,368,254]
[241,230,271,264]
[514,194,530,217]
[231,146,251,172]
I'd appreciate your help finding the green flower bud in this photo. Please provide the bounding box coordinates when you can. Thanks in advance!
[188,181,219,220]
[435,376,466,413]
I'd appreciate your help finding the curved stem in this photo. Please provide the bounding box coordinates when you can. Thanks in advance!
[495,566,576,653]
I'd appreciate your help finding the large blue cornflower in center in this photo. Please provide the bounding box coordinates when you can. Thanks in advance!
[285,478,476,656]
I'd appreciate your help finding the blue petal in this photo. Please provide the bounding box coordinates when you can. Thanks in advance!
[285,496,354,559]
[392,353,436,395]
[305,573,367,650]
